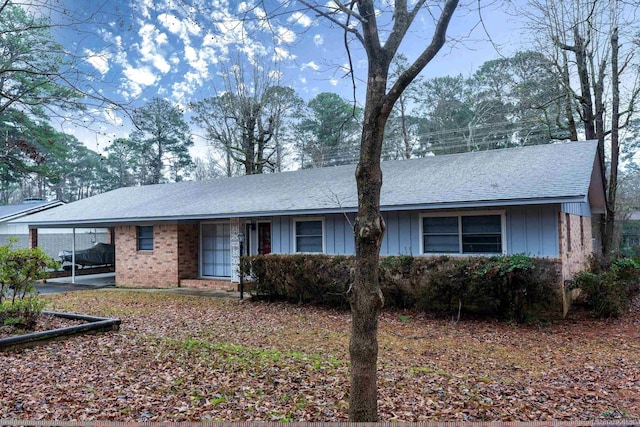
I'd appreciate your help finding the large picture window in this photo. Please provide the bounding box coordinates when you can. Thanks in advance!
[137,226,154,251]
[294,219,324,253]
[422,213,503,254]
[201,222,231,277]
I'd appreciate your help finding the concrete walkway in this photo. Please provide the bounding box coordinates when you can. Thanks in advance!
[36,272,116,294]
[37,272,242,299]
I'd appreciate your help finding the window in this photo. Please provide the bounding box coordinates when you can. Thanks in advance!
[294,219,324,253]
[201,222,231,277]
[422,213,503,254]
[137,226,154,251]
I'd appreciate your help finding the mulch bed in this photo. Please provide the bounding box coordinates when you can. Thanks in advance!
[0,313,85,340]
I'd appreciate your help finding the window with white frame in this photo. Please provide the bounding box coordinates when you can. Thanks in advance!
[422,213,504,254]
[294,219,324,253]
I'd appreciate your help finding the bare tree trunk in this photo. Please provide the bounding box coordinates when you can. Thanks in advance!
[605,27,620,255]
[398,96,411,159]
[559,52,579,140]
[350,65,387,422]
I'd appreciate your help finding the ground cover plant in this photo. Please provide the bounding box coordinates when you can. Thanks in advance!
[1,290,639,421]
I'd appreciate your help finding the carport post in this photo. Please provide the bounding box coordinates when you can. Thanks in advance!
[71,228,76,284]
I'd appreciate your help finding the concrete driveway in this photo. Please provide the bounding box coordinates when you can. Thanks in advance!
[35,273,116,294]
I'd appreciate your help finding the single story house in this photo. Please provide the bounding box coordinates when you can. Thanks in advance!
[0,199,110,259]
[16,141,605,296]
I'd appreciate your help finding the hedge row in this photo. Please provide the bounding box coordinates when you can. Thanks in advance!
[239,254,562,321]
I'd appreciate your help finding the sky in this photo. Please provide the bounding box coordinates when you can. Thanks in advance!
[45,0,526,158]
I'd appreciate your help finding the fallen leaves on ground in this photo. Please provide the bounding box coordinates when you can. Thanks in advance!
[1,290,639,422]
[0,314,85,339]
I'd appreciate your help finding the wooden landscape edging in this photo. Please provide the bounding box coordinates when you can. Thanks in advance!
[1,420,640,427]
[0,311,120,352]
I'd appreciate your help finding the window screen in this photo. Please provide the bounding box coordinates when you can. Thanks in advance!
[137,226,153,251]
[295,220,323,253]
[423,214,502,254]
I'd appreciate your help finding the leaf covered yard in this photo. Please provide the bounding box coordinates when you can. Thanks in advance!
[1,290,639,422]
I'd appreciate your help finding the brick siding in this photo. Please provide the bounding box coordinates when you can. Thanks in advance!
[559,213,592,281]
[559,213,593,315]
[115,224,206,288]
[115,225,180,288]
[29,228,38,249]
[177,224,199,280]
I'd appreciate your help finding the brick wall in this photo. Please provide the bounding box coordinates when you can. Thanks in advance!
[29,228,38,249]
[559,213,592,281]
[115,224,201,288]
[115,224,180,288]
[177,224,199,280]
[559,213,593,315]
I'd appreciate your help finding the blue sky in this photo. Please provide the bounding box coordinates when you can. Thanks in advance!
[47,0,525,157]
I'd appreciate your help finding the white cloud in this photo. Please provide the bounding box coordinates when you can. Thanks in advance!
[268,70,283,80]
[137,24,171,74]
[273,46,295,61]
[158,13,200,43]
[103,107,123,126]
[302,61,320,71]
[313,34,324,47]
[287,12,313,27]
[329,78,339,86]
[276,26,296,44]
[252,6,267,20]
[122,65,157,97]
[84,48,112,75]
[157,13,183,35]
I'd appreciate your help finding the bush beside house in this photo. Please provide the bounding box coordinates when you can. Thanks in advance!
[571,255,640,318]
[240,254,563,322]
[0,242,57,330]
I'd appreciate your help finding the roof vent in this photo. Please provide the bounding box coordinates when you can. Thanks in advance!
[23,197,44,203]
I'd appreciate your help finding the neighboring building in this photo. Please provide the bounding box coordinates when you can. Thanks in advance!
[1,199,109,259]
[16,141,606,298]
[621,209,640,250]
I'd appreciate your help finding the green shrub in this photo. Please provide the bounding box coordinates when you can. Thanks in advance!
[241,254,561,321]
[0,241,57,329]
[572,254,640,318]
[240,254,351,307]
[572,271,629,317]
[0,297,46,329]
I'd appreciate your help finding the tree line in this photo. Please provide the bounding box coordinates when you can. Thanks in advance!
[3,0,640,260]
[5,49,609,204]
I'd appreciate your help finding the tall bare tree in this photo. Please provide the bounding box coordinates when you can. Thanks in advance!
[291,0,459,420]
[522,0,640,254]
[176,0,459,419]
[190,58,302,175]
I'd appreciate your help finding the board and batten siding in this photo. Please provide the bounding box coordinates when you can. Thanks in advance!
[561,201,591,217]
[268,205,561,258]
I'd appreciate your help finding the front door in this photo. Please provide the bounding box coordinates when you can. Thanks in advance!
[258,222,271,255]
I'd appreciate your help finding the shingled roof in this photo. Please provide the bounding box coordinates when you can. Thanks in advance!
[0,200,63,222]
[16,141,605,228]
